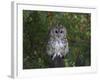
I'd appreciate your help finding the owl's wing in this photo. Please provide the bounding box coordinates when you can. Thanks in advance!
[46,40,54,56]
[62,39,69,56]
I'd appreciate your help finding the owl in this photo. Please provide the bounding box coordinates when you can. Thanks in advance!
[47,24,69,61]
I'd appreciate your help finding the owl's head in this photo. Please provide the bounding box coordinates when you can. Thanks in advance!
[50,24,67,39]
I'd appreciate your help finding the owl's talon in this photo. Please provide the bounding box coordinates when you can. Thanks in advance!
[62,56,64,59]
[59,54,62,58]
[50,55,53,58]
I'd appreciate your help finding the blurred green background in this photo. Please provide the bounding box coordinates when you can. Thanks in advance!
[23,10,91,69]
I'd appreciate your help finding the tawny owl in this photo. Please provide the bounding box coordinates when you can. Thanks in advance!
[47,24,69,61]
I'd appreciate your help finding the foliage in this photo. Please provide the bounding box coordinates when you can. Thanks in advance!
[23,10,91,69]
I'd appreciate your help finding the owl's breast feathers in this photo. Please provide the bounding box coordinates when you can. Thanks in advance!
[54,40,64,49]
[47,38,69,60]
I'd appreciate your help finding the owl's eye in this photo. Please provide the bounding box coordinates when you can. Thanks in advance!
[55,30,58,33]
[60,31,63,33]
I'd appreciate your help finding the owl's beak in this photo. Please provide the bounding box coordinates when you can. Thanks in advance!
[58,35,60,38]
